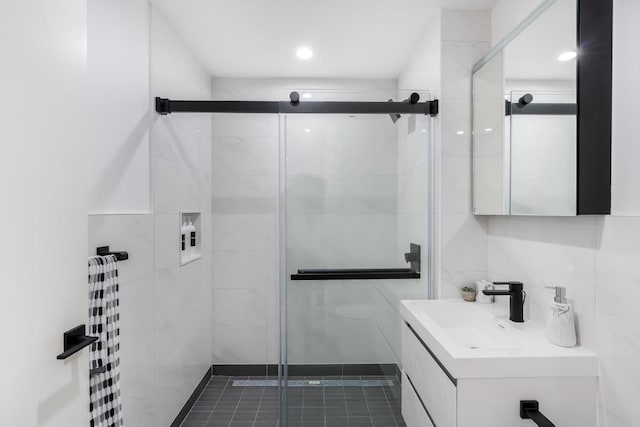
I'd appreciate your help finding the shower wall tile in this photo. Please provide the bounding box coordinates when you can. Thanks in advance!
[152,114,207,172]
[212,250,277,290]
[117,274,156,427]
[212,325,268,365]
[212,175,273,214]
[397,165,429,215]
[212,289,269,328]
[153,157,202,214]
[154,213,179,270]
[154,259,212,424]
[212,214,277,252]
[210,78,400,366]
[212,135,279,176]
[341,176,398,214]
[87,214,154,284]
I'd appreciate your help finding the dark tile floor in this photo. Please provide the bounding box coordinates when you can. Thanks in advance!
[180,375,406,427]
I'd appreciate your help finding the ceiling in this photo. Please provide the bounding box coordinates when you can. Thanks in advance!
[152,0,498,79]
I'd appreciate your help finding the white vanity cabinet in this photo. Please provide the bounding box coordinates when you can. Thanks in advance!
[400,300,598,427]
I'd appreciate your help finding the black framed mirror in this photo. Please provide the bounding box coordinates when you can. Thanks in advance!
[472,0,612,216]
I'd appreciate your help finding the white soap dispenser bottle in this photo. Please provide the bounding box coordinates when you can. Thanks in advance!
[188,217,196,257]
[545,286,577,347]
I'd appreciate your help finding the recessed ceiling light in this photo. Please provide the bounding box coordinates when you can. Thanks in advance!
[558,51,577,61]
[296,47,313,60]
[304,128,311,133]
[420,129,427,133]
[302,93,312,99]
[456,131,465,135]
[485,128,493,132]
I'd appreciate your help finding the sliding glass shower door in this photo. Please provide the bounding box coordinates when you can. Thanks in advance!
[280,90,432,426]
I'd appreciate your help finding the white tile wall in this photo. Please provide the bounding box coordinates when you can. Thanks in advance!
[439,10,491,297]
[487,2,640,425]
[87,3,213,426]
[486,215,640,427]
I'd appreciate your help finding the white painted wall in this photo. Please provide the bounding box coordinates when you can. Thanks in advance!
[611,0,640,215]
[487,1,640,425]
[87,0,151,214]
[491,0,544,44]
[87,2,213,425]
[0,1,89,426]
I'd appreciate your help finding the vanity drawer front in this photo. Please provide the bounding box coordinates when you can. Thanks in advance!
[402,322,457,427]
[402,372,435,427]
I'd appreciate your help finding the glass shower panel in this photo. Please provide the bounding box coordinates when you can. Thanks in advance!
[281,90,431,426]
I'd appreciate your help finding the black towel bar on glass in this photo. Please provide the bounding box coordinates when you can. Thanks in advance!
[291,244,421,280]
[56,324,98,360]
[96,245,129,261]
[291,268,420,280]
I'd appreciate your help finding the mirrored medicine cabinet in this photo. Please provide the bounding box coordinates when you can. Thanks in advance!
[472,0,612,216]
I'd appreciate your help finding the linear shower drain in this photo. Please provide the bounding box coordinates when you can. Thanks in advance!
[232,379,395,387]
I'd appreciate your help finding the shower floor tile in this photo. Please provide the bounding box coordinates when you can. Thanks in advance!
[180,375,406,427]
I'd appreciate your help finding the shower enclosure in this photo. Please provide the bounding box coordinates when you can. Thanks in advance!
[279,90,434,426]
[156,88,435,426]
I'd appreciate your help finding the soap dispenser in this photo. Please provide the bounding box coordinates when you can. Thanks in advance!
[188,217,196,255]
[180,219,188,254]
[545,286,577,347]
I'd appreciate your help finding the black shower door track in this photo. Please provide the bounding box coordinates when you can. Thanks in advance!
[155,97,439,116]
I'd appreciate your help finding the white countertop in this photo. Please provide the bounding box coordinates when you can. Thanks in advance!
[400,299,598,379]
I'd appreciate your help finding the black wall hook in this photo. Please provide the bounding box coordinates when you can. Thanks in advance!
[96,246,129,261]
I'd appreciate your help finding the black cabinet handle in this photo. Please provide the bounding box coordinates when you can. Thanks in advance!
[56,325,98,360]
[520,400,555,427]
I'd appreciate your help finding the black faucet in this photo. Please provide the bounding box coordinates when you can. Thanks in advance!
[482,281,525,322]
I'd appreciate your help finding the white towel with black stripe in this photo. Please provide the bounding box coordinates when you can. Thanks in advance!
[89,255,123,427]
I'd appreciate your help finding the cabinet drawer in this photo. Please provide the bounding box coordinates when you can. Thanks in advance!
[402,372,435,427]
[402,322,457,427]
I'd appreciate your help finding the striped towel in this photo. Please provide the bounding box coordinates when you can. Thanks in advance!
[88,255,123,427]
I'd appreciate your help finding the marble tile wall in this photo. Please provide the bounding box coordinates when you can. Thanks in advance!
[487,216,640,427]
[88,3,213,426]
[438,10,492,298]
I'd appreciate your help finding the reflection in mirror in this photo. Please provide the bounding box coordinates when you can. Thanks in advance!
[472,51,507,215]
[472,0,577,216]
